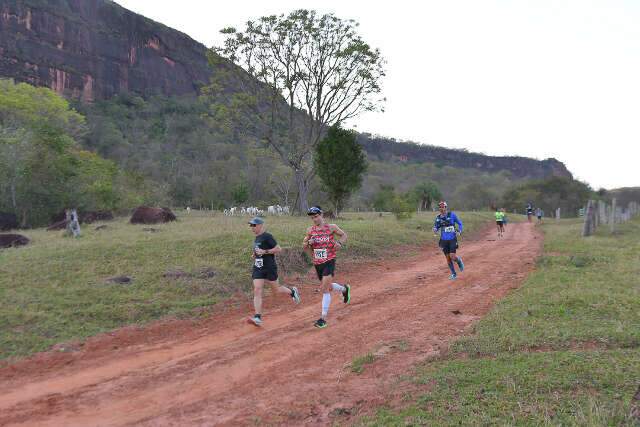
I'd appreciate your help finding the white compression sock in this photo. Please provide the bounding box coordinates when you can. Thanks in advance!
[321,293,331,317]
[331,282,346,292]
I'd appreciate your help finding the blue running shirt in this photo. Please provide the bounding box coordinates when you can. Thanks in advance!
[433,212,463,240]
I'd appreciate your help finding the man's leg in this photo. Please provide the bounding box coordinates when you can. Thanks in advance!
[321,274,333,319]
[445,253,456,277]
[253,279,264,316]
[269,279,300,304]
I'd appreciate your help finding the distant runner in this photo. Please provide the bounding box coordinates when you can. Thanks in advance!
[495,207,505,238]
[526,203,534,223]
[433,201,464,280]
[536,207,544,223]
[303,206,350,329]
[247,217,300,326]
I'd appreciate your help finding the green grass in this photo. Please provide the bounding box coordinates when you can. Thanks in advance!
[351,353,377,374]
[0,210,493,361]
[360,217,640,426]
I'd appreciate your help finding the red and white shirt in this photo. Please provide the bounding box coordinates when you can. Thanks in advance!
[307,224,337,265]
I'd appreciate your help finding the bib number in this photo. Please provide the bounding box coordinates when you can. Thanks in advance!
[254,258,264,268]
[314,248,328,260]
[444,226,455,233]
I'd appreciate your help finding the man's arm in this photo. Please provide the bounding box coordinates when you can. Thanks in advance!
[432,217,441,233]
[454,213,463,233]
[264,244,282,255]
[303,227,313,256]
[330,224,347,248]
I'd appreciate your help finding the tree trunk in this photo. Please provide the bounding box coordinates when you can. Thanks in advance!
[294,169,309,214]
[10,180,17,211]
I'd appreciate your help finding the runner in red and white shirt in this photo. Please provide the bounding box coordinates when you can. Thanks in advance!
[303,206,350,329]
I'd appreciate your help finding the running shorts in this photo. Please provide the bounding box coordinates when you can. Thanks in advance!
[439,238,458,255]
[252,266,278,281]
[314,258,336,281]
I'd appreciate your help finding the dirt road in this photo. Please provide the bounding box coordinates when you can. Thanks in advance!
[0,222,541,426]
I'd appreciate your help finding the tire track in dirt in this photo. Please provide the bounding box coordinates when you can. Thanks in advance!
[0,223,542,426]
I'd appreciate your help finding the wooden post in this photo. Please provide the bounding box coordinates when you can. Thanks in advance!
[582,200,595,237]
[610,198,616,232]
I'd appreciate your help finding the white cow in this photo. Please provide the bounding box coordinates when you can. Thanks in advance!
[267,205,276,215]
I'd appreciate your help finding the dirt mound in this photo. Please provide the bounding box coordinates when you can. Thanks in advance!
[0,234,30,249]
[130,207,176,225]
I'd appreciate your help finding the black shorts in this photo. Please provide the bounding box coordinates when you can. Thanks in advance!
[314,258,336,281]
[439,238,458,255]
[252,266,278,281]
[496,221,503,225]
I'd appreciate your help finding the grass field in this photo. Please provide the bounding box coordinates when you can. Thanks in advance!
[359,217,640,426]
[0,210,493,361]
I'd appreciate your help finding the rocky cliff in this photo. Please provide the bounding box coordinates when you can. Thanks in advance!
[359,134,573,180]
[0,0,211,101]
[0,0,573,181]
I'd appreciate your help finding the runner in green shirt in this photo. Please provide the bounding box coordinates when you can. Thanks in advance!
[495,209,506,238]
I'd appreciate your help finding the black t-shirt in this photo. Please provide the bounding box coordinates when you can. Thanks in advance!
[253,232,278,270]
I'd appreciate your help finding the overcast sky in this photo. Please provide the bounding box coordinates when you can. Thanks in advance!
[116,0,639,189]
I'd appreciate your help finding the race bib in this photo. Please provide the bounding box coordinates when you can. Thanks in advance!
[444,226,455,233]
[314,248,328,260]
[254,258,264,268]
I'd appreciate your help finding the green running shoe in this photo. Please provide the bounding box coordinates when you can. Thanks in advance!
[314,318,327,329]
[342,284,351,304]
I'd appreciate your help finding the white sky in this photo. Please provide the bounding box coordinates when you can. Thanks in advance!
[116,0,640,189]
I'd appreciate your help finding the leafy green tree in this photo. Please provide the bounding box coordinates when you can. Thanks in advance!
[501,176,592,217]
[372,185,396,212]
[390,194,414,220]
[314,126,367,215]
[409,181,442,211]
[232,182,249,205]
[212,9,385,213]
[0,79,138,226]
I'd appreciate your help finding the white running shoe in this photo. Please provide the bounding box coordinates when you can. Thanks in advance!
[291,287,301,304]
[248,315,262,326]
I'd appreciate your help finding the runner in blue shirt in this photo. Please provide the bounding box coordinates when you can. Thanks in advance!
[433,201,464,280]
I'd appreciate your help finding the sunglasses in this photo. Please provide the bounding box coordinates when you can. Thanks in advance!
[249,224,258,227]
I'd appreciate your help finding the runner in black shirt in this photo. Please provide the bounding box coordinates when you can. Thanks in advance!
[248,217,300,326]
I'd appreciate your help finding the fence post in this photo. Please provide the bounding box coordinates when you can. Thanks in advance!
[582,200,595,237]
[610,198,616,232]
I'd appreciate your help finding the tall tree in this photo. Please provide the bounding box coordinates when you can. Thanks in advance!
[410,181,442,211]
[211,10,385,213]
[314,125,367,215]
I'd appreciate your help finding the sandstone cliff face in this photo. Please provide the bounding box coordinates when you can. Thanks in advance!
[0,0,211,101]
[359,134,573,180]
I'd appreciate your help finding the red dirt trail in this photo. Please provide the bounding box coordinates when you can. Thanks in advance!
[0,222,542,426]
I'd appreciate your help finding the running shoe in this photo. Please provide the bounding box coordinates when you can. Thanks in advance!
[456,257,464,272]
[291,287,301,304]
[449,273,457,280]
[314,318,327,328]
[342,284,351,304]
[248,315,262,326]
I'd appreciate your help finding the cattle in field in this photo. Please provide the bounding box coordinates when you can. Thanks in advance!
[130,207,177,224]
[0,234,30,249]
[80,211,114,224]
